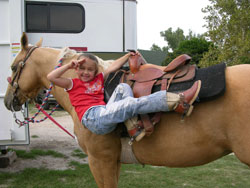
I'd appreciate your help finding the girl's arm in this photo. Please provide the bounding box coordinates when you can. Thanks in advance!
[47,61,77,89]
[103,51,137,79]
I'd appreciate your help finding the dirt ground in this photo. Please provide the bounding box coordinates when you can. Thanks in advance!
[0,110,88,173]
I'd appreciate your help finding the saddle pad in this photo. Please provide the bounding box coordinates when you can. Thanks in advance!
[155,63,226,101]
[104,68,129,103]
[104,63,226,103]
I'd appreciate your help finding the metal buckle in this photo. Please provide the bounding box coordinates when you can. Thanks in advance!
[13,82,18,89]
[19,61,25,67]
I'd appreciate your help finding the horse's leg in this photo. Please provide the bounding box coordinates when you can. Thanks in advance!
[229,121,250,168]
[72,118,121,187]
[86,134,121,188]
[88,156,121,188]
[72,116,122,187]
[228,114,250,168]
[225,65,250,168]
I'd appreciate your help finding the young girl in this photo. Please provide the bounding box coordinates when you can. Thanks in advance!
[47,52,201,142]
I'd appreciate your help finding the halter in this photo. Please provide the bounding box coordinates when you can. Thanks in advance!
[9,46,38,99]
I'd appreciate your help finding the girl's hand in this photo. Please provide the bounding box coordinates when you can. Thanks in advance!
[76,58,86,67]
[69,58,86,69]
[128,51,140,57]
[68,60,78,69]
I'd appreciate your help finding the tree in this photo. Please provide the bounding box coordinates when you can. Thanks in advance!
[150,44,169,52]
[160,27,186,52]
[200,0,250,67]
[150,44,163,51]
[163,38,211,66]
[176,38,212,65]
[150,27,211,66]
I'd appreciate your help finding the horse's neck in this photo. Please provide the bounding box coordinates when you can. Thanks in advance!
[37,48,60,74]
[37,48,75,85]
[36,48,76,113]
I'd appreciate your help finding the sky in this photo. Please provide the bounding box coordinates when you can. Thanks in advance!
[137,0,210,50]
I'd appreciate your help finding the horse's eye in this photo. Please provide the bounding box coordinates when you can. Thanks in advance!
[11,65,17,72]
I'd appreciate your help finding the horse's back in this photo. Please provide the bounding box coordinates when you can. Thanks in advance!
[226,64,250,83]
[132,64,250,167]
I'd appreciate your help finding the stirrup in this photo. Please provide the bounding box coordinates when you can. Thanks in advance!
[128,128,146,145]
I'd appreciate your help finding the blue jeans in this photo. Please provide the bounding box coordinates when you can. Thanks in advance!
[82,83,169,135]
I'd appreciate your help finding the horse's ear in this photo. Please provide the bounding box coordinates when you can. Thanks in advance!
[21,32,28,51]
[35,37,43,47]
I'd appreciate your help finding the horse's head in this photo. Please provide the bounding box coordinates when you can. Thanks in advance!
[4,33,44,111]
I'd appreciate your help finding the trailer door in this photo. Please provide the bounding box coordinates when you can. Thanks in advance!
[0,0,29,146]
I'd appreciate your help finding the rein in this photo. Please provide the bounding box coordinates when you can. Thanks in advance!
[9,48,75,139]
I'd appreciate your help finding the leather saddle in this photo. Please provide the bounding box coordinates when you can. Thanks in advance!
[121,54,196,136]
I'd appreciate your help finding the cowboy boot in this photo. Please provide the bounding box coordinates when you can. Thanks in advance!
[167,80,201,116]
[125,116,146,142]
[175,80,201,116]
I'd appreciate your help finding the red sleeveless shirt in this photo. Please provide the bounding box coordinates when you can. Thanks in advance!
[66,73,106,121]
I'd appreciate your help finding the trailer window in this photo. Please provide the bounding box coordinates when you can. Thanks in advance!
[26,2,85,33]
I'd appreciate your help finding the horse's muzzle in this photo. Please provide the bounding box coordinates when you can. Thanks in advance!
[7,76,12,84]
[4,92,22,112]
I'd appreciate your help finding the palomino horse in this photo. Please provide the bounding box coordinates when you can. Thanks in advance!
[4,33,250,187]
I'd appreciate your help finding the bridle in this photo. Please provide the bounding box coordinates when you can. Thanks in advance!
[8,46,38,100]
[6,48,76,139]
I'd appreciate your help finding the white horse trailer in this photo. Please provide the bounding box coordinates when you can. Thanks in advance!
[0,0,30,150]
[0,0,137,149]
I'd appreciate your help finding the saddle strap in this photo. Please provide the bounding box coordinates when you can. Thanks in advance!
[140,114,154,136]
[149,79,167,127]
[139,78,167,136]
[166,70,181,91]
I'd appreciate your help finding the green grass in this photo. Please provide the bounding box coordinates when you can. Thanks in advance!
[71,149,88,159]
[0,162,96,188]
[120,155,250,188]
[0,154,250,188]
[8,148,66,159]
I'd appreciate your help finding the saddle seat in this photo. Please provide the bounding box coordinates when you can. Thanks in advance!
[129,54,191,74]
[126,54,195,97]
[123,54,196,137]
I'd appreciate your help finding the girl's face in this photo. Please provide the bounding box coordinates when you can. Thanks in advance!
[76,58,97,82]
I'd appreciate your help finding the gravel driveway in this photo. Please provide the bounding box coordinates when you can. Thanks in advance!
[0,110,88,172]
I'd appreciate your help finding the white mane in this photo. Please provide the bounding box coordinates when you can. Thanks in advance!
[58,47,114,70]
